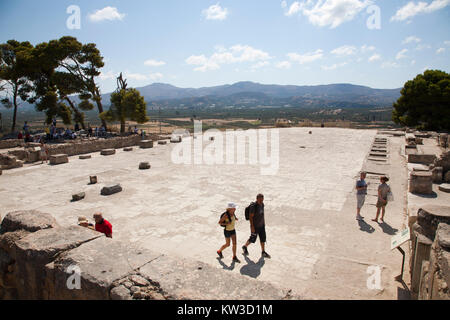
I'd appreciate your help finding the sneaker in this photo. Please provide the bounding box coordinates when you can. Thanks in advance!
[217,251,223,259]
[232,256,241,263]
[242,246,249,256]
[262,251,271,259]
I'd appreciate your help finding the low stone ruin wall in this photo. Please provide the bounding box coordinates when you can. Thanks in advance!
[0,210,294,300]
[0,140,24,150]
[409,206,450,300]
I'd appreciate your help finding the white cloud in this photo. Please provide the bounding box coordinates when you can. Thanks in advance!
[285,2,302,16]
[281,1,288,9]
[89,7,125,22]
[415,44,431,51]
[411,60,416,65]
[436,48,445,54]
[444,40,450,46]
[186,45,271,72]
[99,71,116,80]
[382,61,399,68]
[251,61,270,69]
[391,0,450,22]
[361,45,376,52]
[149,73,164,81]
[125,72,149,81]
[284,0,373,28]
[144,59,166,67]
[331,45,357,56]
[321,62,347,70]
[288,49,324,64]
[402,36,421,44]
[202,3,229,20]
[396,49,409,60]
[275,61,292,69]
[368,54,381,62]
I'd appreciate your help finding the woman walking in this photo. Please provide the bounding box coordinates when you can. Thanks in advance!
[372,176,391,223]
[217,202,241,263]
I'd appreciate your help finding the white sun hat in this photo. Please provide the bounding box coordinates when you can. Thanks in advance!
[227,202,237,209]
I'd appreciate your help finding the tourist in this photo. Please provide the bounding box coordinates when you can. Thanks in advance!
[134,126,139,134]
[217,202,240,263]
[372,176,391,223]
[356,172,368,220]
[17,131,23,140]
[88,125,93,137]
[74,123,80,132]
[44,126,50,140]
[93,212,113,238]
[78,216,95,230]
[39,141,48,164]
[242,194,271,259]
[23,121,30,135]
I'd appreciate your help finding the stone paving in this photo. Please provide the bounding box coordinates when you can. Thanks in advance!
[0,128,411,299]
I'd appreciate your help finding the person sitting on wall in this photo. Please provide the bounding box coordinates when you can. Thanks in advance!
[17,131,23,140]
[78,216,95,230]
[93,212,113,238]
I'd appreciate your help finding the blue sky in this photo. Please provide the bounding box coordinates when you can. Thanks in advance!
[1,0,449,93]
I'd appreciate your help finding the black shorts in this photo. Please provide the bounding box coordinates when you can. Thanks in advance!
[248,226,266,243]
[224,229,236,238]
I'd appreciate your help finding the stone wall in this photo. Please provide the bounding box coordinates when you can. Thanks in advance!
[0,210,295,300]
[0,140,24,150]
[409,206,450,300]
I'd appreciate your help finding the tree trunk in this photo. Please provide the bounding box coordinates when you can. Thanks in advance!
[65,97,86,130]
[120,120,125,134]
[94,87,107,130]
[11,84,18,133]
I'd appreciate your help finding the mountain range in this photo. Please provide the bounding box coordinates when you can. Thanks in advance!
[4,81,402,112]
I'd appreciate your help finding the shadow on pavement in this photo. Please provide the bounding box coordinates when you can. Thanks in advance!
[380,222,399,235]
[216,257,236,271]
[358,219,375,233]
[240,256,265,278]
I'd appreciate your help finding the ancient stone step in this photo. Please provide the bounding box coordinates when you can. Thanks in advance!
[157,140,168,145]
[140,140,154,149]
[49,154,68,165]
[89,176,97,185]
[409,171,433,195]
[101,149,116,156]
[72,192,86,202]
[79,155,92,160]
[139,162,151,170]
[101,184,122,196]
[438,184,450,193]
[123,147,133,152]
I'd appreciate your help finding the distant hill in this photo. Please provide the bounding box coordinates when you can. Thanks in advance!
[2,81,401,112]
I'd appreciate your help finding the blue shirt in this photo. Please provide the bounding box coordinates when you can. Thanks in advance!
[356,180,367,195]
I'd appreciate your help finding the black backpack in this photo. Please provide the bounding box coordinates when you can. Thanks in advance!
[220,211,232,228]
[245,202,256,221]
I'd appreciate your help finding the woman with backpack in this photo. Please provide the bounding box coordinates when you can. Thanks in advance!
[372,176,392,223]
[217,202,241,263]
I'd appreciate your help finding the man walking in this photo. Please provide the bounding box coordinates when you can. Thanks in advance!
[242,194,271,259]
[356,172,368,220]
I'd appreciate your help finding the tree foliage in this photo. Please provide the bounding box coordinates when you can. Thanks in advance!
[101,76,149,134]
[393,69,450,131]
[0,40,34,132]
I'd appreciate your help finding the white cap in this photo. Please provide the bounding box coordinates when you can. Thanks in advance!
[227,202,237,209]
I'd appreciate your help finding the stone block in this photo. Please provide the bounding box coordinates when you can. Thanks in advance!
[445,171,450,183]
[44,237,160,300]
[0,210,59,235]
[408,154,437,165]
[49,154,68,165]
[439,184,450,193]
[139,140,153,149]
[110,285,131,300]
[14,226,103,299]
[170,136,182,143]
[411,233,433,294]
[79,155,91,160]
[100,149,115,156]
[123,147,133,152]
[139,162,151,170]
[89,176,97,185]
[157,140,167,145]
[409,171,433,195]
[101,184,122,196]
[72,192,85,202]
[432,167,443,184]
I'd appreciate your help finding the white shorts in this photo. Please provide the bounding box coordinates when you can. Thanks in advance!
[356,194,366,209]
